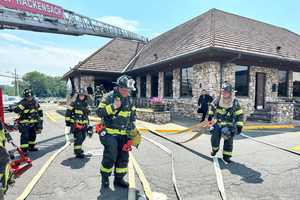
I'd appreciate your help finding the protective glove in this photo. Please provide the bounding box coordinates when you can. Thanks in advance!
[122,140,133,152]
[236,126,242,135]
[130,128,141,148]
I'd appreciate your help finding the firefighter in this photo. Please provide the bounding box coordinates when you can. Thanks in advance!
[97,75,140,188]
[0,122,10,198]
[65,89,90,158]
[94,84,105,107]
[208,82,244,163]
[14,89,43,153]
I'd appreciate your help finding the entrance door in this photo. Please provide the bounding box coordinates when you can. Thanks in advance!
[255,72,266,109]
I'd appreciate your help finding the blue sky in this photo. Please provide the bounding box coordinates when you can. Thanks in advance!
[1,0,300,84]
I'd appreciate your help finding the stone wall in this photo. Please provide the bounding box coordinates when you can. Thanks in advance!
[136,110,171,124]
[266,102,294,123]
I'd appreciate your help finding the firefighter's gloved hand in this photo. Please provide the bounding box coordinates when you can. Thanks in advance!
[122,140,133,152]
[87,126,93,138]
[130,128,141,148]
[35,128,42,134]
[221,127,231,140]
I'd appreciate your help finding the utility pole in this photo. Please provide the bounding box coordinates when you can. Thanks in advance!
[15,68,19,96]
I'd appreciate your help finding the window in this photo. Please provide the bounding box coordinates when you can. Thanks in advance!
[164,71,173,97]
[293,72,300,97]
[140,76,146,97]
[180,67,193,97]
[151,73,159,97]
[235,66,249,96]
[278,70,288,97]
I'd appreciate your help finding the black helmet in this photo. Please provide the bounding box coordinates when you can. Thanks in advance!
[221,82,233,93]
[23,89,33,98]
[115,75,136,91]
[78,88,86,95]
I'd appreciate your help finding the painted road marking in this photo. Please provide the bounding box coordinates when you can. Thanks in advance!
[128,159,136,200]
[213,157,227,200]
[130,152,153,200]
[45,112,56,122]
[16,123,71,200]
[290,145,300,151]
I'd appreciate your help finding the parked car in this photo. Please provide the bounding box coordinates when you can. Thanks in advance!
[4,96,21,112]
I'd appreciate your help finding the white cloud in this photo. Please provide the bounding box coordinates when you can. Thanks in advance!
[97,16,139,32]
[0,33,92,80]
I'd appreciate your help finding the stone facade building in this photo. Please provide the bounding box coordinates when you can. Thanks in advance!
[64,9,300,123]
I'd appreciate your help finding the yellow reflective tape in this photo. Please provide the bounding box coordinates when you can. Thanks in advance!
[0,173,3,179]
[208,111,214,115]
[75,120,89,124]
[116,167,128,174]
[223,151,232,156]
[30,109,37,113]
[105,105,114,115]
[236,121,244,126]
[106,128,128,135]
[216,109,226,114]
[21,144,29,148]
[235,109,243,115]
[29,141,36,145]
[65,117,71,121]
[118,111,131,117]
[19,119,38,124]
[18,104,25,110]
[74,145,82,150]
[212,147,219,151]
[23,109,30,113]
[75,110,83,115]
[100,165,113,173]
[98,102,107,108]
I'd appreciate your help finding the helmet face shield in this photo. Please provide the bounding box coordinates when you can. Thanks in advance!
[127,79,136,91]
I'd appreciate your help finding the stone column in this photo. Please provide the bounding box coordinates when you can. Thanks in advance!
[173,68,181,99]
[288,71,293,98]
[158,72,164,98]
[80,76,94,89]
[146,74,151,98]
[136,77,141,98]
[73,76,81,92]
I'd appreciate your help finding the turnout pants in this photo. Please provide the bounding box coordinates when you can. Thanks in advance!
[100,134,129,179]
[0,148,10,196]
[72,127,87,155]
[19,125,37,152]
[211,124,233,159]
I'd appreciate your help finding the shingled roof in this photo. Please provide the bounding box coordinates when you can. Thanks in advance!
[129,9,300,71]
[63,38,145,78]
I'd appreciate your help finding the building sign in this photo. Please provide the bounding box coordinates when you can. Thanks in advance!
[0,0,64,19]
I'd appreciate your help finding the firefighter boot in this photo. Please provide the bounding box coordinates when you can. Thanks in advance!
[223,156,232,163]
[75,152,85,159]
[211,150,217,156]
[29,145,39,152]
[114,178,129,188]
[101,176,109,188]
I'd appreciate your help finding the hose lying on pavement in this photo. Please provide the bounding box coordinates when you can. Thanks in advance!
[240,133,300,156]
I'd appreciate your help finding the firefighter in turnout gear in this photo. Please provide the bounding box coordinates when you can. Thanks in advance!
[14,89,43,153]
[97,75,140,188]
[94,84,106,107]
[65,89,90,159]
[0,122,10,198]
[208,82,244,163]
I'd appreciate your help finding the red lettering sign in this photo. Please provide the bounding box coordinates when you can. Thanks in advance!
[0,0,64,19]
